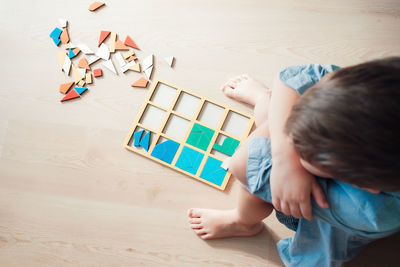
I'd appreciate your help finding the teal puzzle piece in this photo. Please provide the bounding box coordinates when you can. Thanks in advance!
[151,139,180,164]
[175,146,204,175]
[133,130,144,147]
[200,157,227,186]
[68,48,76,59]
[186,123,214,151]
[74,87,87,95]
[212,136,240,156]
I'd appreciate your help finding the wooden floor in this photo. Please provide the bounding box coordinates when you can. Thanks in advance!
[0,0,399,266]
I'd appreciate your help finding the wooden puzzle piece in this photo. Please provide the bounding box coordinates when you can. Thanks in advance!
[60,28,69,44]
[127,55,137,62]
[71,65,83,83]
[212,136,240,156]
[102,59,117,74]
[164,56,174,67]
[93,68,102,77]
[77,80,85,87]
[133,130,144,147]
[61,88,80,102]
[85,73,92,84]
[139,131,151,151]
[74,87,87,95]
[78,58,91,70]
[124,36,140,50]
[78,44,94,55]
[221,157,231,170]
[77,67,86,78]
[68,48,80,59]
[186,123,214,151]
[98,30,111,46]
[115,40,129,50]
[131,77,148,88]
[151,139,180,164]
[62,56,71,75]
[59,82,74,94]
[115,52,126,67]
[50,28,62,45]
[130,62,141,72]
[57,51,66,70]
[144,66,153,80]
[96,43,110,60]
[142,54,153,70]
[109,32,117,53]
[123,50,134,59]
[199,157,227,186]
[89,1,105,11]
[121,61,136,73]
[58,18,67,28]
[87,55,100,65]
[175,146,204,175]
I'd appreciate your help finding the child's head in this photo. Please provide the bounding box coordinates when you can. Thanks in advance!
[285,57,400,192]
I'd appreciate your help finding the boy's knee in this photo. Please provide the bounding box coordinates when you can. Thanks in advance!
[230,150,248,186]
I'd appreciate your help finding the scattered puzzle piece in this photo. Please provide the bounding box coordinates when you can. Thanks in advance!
[123,50,134,59]
[200,157,227,186]
[175,146,204,175]
[109,32,117,53]
[124,36,140,50]
[121,61,136,73]
[89,1,105,11]
[115,52,126,67]
[221,157,231,170]
[102,59,117,74]
[62,56,71,75]
[133,130,144,147]
[130,62,141,72]
[93,68,102,77]
[78,80,86,87]
[186,123,215,151]
[98,30,111,46]
[68,48,80,59]
[78,44,94,54]
[144,66,153,80]
[58,18,68,28]
[61,88,80,102]
[78,58,90,70]
[87,55,100,65]
[60,28,69,44]
[139,131,151,151]
[96,43,110,60]
[85,73,92,84]
[115,39,129,50]
[59,82,74,94]
[57,51,66,70]
[212,136,240,156]
[164,56,174,67]
[142,54,153,70]
[127,55,137,62]
[74,87,88,95]
[151,140,180,164]
[131,77,148,88]
[50,28,62,39]
[71,65,83,83]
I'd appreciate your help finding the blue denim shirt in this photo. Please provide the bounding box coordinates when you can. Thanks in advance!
[246,64,400,267]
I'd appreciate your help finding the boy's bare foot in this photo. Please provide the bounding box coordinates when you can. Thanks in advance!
[221,74,270,106]
[187,208,264,240]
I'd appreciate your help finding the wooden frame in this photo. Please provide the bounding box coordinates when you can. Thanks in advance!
[123,80,254,190]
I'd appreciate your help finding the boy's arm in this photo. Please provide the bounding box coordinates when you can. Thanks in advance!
[268,76,328,220]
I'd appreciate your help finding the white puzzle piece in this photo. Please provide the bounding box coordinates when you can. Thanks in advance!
[77,44,94,54]
[96,43,110,60]
[102,59,117,75]
[142,54,154,70]
[121,61,136,73]
[77,67,86,77]
[115,52,126,67]
[144,66,153,79]
[58,18,68,28]
[62,56,71,75]
[164,56,174,67]
[87,55,100,65]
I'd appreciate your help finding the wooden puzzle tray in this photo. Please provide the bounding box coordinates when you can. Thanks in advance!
[123,80,254,190]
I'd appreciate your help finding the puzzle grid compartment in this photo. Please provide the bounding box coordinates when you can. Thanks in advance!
[123,80,254,190]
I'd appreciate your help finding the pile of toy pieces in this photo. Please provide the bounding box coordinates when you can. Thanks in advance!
[49,2,175,102]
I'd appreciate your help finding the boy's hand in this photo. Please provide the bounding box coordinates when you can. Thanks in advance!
[270,154,329,220]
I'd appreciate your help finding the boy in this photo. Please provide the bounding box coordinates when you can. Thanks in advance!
[187,57,400,266]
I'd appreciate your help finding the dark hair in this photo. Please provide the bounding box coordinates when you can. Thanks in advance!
[285,57,400,192]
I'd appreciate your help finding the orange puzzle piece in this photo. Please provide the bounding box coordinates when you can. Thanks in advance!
[60,28,69,44]
[93,68,102,77]
[115,40,128,50]
[61,88,80,102]
[127,55,137,62]
[59,82,74,94]
[124,36,140,50]
[98,31,111,46]
[131,77,148,88]
[78,58,90,70]
[89,2,105,11]
[72,48,81,57]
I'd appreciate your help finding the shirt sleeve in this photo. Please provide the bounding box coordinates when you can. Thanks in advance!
[279,64,340,95]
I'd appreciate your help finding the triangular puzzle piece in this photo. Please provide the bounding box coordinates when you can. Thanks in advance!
[61,89,80,102]
[74,87,88,95]
[139,131,151,151]
[175,146,204,175]
[78,44,94,55]
[60,28,69,44]
[115,39,129,50]
[102,59,117,74]
[144,66,153,80]
[59,18,68,28]
[62,56,71,75]
[89,1,105,11]
[57,51,66,70]
[133,130,144,147]
[68,48,76,59]
[123,50,134,59]
[121,61,136,73]
[59,82,74,94]
[87,55,100,65]
[142,54,153,70]
[130,62,141,72]
[71,65,83,83]
[151,140,180,164]
[96,43,110,60]
[199,157,227,186]
[78,58,91,70]
[98,30,111,46]
[131,77,148,88]
[164,56,174,67]
[124,36,140,50]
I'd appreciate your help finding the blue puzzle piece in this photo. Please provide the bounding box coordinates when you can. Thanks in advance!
[200,157,227,186]
[68,48,76,59]
[139,131,151,151]
[151,140,180,164]
[50,27,62,39]
[74,87,87,95]
[51,36,61,46]
[175,146,204,175]
[133,130,144,147]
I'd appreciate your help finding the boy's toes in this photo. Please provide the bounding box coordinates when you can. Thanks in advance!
[190,224,203,229]
[222,86,235,98]
[200,234,213,240]
[194,229,207,236]
[188,208,202,218]
[189,218,202,224]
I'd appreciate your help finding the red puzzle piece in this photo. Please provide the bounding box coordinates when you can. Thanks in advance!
[98,31,111,47]
[61,89,80,102]
[124,36,140,50]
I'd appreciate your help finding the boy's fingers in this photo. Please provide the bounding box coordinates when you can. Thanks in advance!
[272,197,282,212]
[300,201,313,220]
[281,202,291,216]
[311,180,329,209]
[290,204,302,219]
